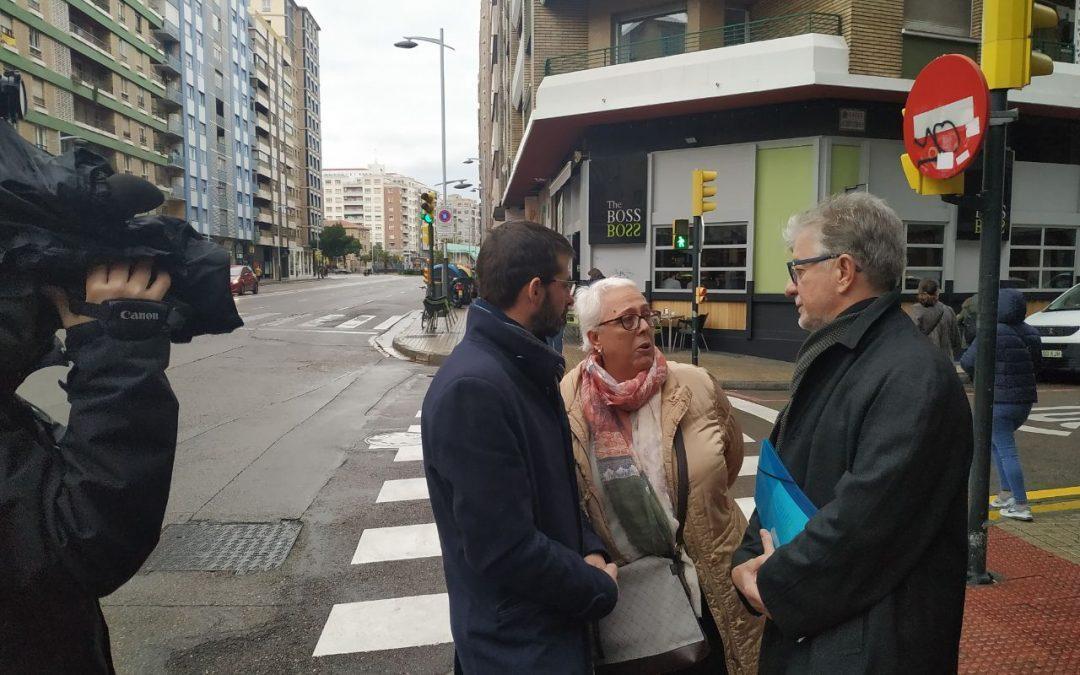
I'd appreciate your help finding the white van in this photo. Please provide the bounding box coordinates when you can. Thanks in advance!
[1024,283,1080,375]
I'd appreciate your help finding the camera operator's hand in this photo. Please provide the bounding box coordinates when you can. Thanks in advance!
[44,260,171,329]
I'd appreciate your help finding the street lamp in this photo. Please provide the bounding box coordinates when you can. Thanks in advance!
[435,178,472,190]
[462,157,480,164]
[396,28,455,298]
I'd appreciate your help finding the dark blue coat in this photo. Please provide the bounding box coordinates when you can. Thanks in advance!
[422,300,617,674]
[961,289,1041,404]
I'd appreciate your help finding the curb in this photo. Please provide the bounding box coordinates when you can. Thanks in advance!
[391,333,452,366]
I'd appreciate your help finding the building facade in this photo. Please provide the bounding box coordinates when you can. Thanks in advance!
[445,193,482,247]
[0,0,187,219]
[324,164,432,267]
[250,0,321,277]
[478,0,1080,359]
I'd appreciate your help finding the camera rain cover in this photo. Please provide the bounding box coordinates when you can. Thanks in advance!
[0,121,242,342]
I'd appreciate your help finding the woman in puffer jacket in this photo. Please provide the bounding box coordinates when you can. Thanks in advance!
[961,288,1042,521]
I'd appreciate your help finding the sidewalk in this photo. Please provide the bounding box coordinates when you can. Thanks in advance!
[391,307,468,365]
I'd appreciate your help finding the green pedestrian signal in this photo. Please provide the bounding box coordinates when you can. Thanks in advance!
[672,219,690,250]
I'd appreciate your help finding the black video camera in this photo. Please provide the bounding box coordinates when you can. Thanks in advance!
[0,71,242,343]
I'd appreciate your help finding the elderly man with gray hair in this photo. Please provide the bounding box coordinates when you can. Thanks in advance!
[730,192,974,673]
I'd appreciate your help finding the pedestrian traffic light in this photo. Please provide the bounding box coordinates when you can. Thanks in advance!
[981,0,1058,90]
[694,286,706,305]
[672,219,690,250]
[691,169,718,217]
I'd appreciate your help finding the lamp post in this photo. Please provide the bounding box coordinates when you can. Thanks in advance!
[396,30,455,298]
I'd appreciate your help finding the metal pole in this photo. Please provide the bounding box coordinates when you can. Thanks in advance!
[691,215,701,366]
[436,27,448,299]
[275,207,283,282]
[967,89,1009,586]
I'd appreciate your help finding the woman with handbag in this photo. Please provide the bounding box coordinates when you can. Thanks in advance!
[561,278,762,674]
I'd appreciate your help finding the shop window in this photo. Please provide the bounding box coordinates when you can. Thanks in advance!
[653,222,748,292]
[1008,226,1078,290]
[903,222,946,291]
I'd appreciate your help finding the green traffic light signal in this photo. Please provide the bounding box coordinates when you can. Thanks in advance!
[674,235,688,249]
[672,219,690,250]
[421,212,433,224]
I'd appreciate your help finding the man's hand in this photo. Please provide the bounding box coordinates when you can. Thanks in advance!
[585,553,618,584]
[731,529,775,617]
[45,260,172,330]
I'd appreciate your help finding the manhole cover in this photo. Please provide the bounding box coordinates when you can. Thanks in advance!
[143,521,302,574]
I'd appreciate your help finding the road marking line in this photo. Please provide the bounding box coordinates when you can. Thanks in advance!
[728,396,779,424]
[298,313,346,328]
[335,315,375,329]
[252,328,376,335]
[739,455,759,478]
[261,314,308,326]
[415,410,422,418]
[408,425,422,434]
[374,315,405,331]
[351,523,441,564]
[1019,425,1071,437]
[239,312,280,323]
[990,486,1080,502]
[394,446,423,462]
[736,497,755,519]
[376,478,430,503]
[312,594,452,657]
[989,498,1080,521]
[743,433,754,443]
[337,306,351,311]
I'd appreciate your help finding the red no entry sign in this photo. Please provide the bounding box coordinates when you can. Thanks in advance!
[903,54,989,180]
[438,209,452,223]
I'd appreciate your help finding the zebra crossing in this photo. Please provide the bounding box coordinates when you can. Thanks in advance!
[236,309,406,335]
[312,395,780,662]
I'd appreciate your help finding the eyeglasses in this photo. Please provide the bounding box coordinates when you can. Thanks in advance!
[543,277,581,292]
[786,254,840,284]
[598,311,662,331]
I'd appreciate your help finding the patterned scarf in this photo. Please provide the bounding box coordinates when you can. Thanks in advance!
[580,351,673,557]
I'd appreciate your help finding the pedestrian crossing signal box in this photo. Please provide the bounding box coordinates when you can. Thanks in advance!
[672,219,691,250]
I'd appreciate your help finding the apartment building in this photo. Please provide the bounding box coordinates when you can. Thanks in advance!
[479,0,1080,359]
[324,164,431,266]
[0,0,186,218]
[445,193,482,247]
[250,0,321,275]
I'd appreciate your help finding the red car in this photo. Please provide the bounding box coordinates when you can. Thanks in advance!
[230,265,259,295]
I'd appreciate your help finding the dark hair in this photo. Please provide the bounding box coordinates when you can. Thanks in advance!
[476,221,574,309]
[917,278,939,307]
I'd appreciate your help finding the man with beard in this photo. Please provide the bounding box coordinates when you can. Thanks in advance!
[422,221,619,673]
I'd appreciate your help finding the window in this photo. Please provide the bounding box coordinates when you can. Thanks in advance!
[31,78,44,108]
[653,222,748,292]
[262,0,272,11]
[614,6,688,64]
[136,15,142,33]
[1009,226,1078,290]
[34,125,49,150]
[118,40,129,62]
[117,2,126,25]
[119,78,129,100]
[28,28,42,58]
[1,14,14,46]
[903,222,946,290]
[904,0,971,38]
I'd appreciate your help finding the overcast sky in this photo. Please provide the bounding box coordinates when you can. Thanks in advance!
[300,1,481,196]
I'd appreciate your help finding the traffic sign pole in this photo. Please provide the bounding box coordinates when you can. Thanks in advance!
[691,215,701,366]
[968,89,1009,586]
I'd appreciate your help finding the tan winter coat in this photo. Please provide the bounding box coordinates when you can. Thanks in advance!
[561,361,763,674]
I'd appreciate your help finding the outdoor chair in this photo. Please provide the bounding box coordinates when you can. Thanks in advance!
[676,313,710,351]
[422,296,454,333]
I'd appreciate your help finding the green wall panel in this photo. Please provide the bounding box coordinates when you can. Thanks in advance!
[753,145,816,294]
[24,110,169,164]
[829,144,862,195]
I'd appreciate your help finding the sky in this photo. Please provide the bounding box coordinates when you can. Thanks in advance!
[300,1,481,197]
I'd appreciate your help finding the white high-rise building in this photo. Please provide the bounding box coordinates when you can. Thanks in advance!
[445,194,482,248]
[323,164,432,262]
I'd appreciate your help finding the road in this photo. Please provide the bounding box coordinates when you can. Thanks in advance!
[13,275,1079,672]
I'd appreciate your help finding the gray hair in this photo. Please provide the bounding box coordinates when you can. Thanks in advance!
[783,192,905,292]
[574,277,640,352]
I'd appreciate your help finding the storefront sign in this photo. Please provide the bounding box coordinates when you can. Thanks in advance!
[589,154,647,245]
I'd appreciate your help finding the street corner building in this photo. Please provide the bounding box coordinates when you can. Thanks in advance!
[478,0,1080,360]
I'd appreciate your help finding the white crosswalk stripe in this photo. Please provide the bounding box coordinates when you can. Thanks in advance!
[261,313,309,326]
[313,594,452,657]
[394,445,423,462]
[240,312,281,323]
[351,523,441,564]
[375,478,429,503]
[374,315,405,331]
[298,314,347,328]
[740,455,758,477]
[407,424,422,434]
[335,315,375,329]
[736,497,755,519]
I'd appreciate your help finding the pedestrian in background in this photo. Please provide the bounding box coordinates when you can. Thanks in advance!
[910,278,962,361]
[587,267,606,284]
[731,192,973,673]
[958,293,979,347]
[961,288,1042,522]
[422,221,618,674]
[562,277,763,674]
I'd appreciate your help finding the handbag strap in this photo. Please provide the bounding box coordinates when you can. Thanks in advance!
[674,428,689,546]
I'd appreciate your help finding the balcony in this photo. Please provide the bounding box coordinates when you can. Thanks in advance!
[152,18,180,46]
[154,52,182,77]
[153,81,182,112]
[71,68,113,95]
[88,0,110,13]
[254,186,273,203]
[70,22,111,54]
[158,150,184,173]
[545,12,843,76]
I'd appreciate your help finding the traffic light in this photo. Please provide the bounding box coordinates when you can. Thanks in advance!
[420,191,436,226]
[900,152,964,196]
[672,219,690,250]
[691,169,718,217]
[694,286,706,305]
[981,0,1058,90]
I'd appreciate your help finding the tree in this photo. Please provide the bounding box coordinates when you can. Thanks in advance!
[319,224,361,267]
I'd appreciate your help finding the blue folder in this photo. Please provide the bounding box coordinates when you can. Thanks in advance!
[754,439,817,548]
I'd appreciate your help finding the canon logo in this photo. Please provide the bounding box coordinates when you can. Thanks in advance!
[120,310,160,321]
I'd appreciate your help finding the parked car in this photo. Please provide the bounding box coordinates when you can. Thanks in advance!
[230,265,259,295]
[1024,282,1080,375]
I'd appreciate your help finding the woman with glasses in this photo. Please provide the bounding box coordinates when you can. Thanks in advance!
[559,277,762,674]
